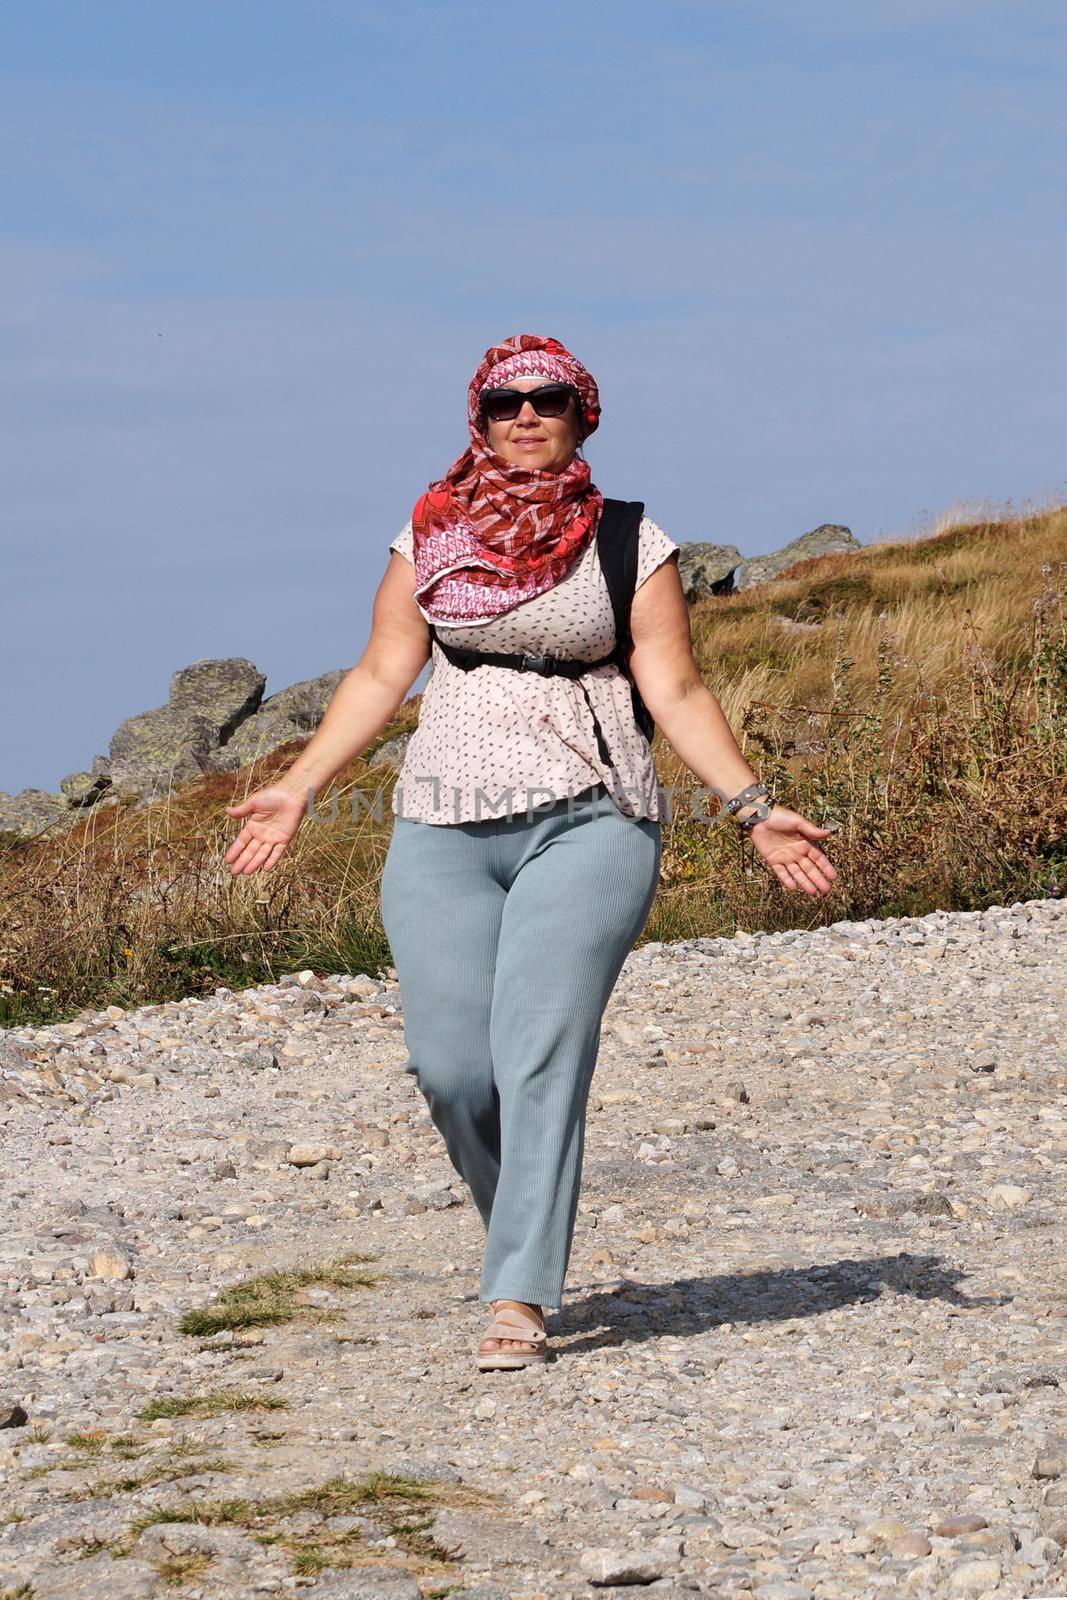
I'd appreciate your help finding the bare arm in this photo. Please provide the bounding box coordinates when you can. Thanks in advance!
[224,551,429,875]
[627,556,837,895]
[627,554,763,802]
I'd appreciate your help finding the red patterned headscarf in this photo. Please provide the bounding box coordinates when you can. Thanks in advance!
[408,333,603,624]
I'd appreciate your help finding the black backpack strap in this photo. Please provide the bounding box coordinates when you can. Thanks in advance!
[597,498,644,658]
[597,498,656,745]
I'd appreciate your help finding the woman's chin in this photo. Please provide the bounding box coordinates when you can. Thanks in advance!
[508,451,569,472]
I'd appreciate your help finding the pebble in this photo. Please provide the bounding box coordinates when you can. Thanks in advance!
[0,896,1064,1599]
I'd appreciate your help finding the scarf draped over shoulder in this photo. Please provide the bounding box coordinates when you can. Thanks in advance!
[408,333,603,625]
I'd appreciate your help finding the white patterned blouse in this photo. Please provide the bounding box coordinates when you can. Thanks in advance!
[386,515,681,825]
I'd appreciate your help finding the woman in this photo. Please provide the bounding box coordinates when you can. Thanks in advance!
[225,332,837,1372]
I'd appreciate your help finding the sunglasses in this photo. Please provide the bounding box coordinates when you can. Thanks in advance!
[479,383,579,424]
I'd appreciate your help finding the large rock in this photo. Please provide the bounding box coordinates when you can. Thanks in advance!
[105,657,266,796]
[365,730,413,768]
[734,523,860,590]
[8,658,361,837]
[208,668,348,772]
[59,754,113,808]
[676,542,742,600]
[0,789,70,838]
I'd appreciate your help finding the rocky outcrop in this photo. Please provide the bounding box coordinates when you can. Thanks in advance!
[208,669,348,772]
[2,659,357,840]
[672,526,860,600]
[0,790,70,839]
[103,658,267,798]
[733,524,860,591]
[676,542,743,601]
[60,758,114,810]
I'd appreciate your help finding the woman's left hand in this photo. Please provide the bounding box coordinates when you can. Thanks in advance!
[745,805,838,894]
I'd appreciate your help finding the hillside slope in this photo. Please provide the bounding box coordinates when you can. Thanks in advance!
[1,506,1063,1027]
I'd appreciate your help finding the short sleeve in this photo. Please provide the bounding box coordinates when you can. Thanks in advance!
[635,516,680,589]
[389,519,415,563]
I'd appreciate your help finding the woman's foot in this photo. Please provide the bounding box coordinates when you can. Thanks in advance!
[477,1300,546,1358]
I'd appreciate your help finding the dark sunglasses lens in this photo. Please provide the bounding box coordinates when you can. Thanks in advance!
[529,385,572,417]
[482,389,522,422]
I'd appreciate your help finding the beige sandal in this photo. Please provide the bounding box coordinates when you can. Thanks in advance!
[475,1302,550,1370]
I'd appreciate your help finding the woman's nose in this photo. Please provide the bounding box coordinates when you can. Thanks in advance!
[515,400,540,423]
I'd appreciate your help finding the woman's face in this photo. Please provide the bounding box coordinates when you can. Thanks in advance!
[482,376,583,472]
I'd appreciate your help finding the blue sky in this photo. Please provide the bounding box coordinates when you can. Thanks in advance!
[3,0,1065,795]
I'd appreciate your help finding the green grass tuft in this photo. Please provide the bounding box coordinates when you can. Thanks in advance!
[137,1390,288,1421]
[178,1257,384,1338]
[63,1431,108,1455]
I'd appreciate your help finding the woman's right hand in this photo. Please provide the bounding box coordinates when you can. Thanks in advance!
[224,784,309,876]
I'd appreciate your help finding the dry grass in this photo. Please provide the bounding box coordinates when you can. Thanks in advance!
[1,506,1063,1026]
[0,709,418,1028]
[650,503,1066,937]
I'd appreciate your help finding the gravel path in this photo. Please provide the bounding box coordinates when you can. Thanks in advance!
[1,896,1065,1600]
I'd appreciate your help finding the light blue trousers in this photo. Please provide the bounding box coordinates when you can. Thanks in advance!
[379,783,662,1312]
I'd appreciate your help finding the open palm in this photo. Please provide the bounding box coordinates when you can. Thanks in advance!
[747,806,838,895]
[224,785,307,877]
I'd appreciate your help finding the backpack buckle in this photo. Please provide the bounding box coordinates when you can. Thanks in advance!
[520,653,557,675]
